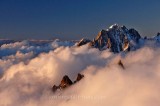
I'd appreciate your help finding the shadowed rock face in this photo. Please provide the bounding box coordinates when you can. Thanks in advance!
[129,29,141,42]
[52,73,84,92]
[77,38,91,46]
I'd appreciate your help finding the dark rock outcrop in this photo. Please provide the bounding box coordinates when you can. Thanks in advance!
[144,36,148,39]
[77,38,91,46]
[52,73,84,92]
[154,32,160,42]
[157,32,160,37]
[128,28,141,42]
[52,85,60,92]
[59,75,73,89]
[118,60,125,69]
[74,73,84,83]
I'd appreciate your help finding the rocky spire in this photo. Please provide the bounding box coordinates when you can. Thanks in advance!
[52,73,84,92]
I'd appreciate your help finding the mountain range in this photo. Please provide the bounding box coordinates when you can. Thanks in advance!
[77,24,160,53]
[0,24,159,55]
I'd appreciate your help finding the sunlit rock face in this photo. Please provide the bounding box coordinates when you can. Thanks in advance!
[91,24,141,52]
[52,73,84,92]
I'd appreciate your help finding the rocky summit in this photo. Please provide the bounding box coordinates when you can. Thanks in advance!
[52,73,84,92]
[77,24,142,53]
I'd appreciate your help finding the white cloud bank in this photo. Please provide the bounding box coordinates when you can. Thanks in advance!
[0,39,160,106]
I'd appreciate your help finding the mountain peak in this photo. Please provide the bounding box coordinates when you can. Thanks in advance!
[109,23,119,29]
[77,24,142,53]
[157,32,160,36]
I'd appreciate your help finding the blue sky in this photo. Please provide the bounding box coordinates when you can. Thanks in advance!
[0,0,160,40]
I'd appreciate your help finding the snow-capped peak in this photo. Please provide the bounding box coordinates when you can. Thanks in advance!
[109,23,119,29]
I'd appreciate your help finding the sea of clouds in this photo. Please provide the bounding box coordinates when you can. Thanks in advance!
[0,39,160,106]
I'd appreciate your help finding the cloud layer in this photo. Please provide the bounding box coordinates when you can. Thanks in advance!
[0,39,160,106]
